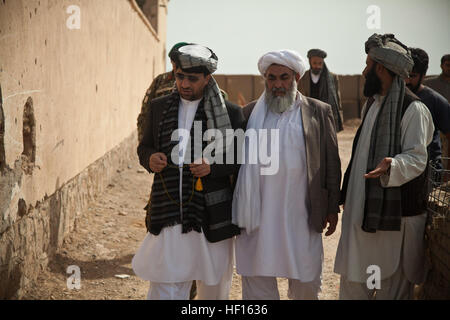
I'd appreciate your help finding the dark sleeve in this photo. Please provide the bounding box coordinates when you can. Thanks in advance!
[433,94,450,134]
[324,105,342,214]
[137,101,159,173]
[136,75,161,142]
[334,74,342,111]
[209,103,245,178]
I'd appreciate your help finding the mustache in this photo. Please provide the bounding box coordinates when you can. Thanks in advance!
[271,87,287,95]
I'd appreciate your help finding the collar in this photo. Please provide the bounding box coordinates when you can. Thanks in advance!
[311,72,321,84]
[373,94,386,104]
[180,97,202,107]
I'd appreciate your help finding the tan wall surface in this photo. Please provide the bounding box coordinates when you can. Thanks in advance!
[215,73,365,118]
[0,0,167,298]
[214,74,265,107]
[0,0,166,212]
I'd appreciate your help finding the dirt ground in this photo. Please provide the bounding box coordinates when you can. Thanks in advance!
[22,122,359,300]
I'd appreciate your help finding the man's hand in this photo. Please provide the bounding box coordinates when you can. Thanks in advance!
[323,213,338,236]
[149,153,167,173]
[364,157,392,179]
[189,158,211,178]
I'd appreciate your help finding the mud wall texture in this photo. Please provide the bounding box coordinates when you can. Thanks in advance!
[215,73,440,122]
[0,0,167,299]
[215,73,367,121]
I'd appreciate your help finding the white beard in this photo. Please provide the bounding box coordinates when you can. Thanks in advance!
[265,80,297,114]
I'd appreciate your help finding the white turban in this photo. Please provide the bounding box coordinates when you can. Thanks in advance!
[258,49,307,78]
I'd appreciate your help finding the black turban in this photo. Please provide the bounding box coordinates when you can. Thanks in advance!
[307,49,327,59]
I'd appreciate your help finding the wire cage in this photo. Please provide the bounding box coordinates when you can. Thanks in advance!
[427,157,450,219]
[420,157,450,299]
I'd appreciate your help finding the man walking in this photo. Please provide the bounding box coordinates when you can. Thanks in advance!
[132,44,244,300]
[298,48,343,132]
[233,49,341,300]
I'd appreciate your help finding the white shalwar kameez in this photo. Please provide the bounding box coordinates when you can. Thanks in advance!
[235,95,323,299]
[132,97,233,300]
[334,95,434,299]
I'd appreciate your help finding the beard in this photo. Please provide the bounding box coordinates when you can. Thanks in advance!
[443,68,450,78]
[311,68,322,75]
[406,75,423,93]
[265,79,297,114]
[363,64,382,97]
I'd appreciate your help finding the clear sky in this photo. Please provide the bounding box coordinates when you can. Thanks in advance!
[166,0,450,75]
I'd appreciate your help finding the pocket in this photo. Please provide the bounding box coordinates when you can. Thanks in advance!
[204,188,233,207]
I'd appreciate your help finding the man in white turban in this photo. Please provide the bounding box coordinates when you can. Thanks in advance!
[232,50,341,299]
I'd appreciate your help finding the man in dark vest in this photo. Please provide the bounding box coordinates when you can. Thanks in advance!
[334,34,434,299]
[405,48,450,171]
[132,44,244,300]
[298,49,343,132]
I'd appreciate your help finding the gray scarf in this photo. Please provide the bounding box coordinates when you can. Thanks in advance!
[320,64,343,132]
[363,76,405,232]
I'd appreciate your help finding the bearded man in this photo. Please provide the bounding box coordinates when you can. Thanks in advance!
[335,34,434,300]
[405,48,450,170]
[233,50,341,300]
[298,49,343,132]
[132,44,244,300]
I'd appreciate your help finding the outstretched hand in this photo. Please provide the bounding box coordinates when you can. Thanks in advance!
[364,157,392,179]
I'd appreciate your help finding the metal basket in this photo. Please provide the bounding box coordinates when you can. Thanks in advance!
[421,157,450,299]
[427,157,450,218]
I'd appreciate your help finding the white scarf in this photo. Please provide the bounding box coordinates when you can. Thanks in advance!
[232,92,300,233]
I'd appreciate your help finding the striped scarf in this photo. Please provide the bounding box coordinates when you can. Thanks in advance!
[200,76,234,162]
[147,93,208,235]
[363,76,405,232]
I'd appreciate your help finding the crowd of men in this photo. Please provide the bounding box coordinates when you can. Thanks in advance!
[132,34,450,300]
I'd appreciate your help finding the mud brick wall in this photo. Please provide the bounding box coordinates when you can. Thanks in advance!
[0,0,167,299]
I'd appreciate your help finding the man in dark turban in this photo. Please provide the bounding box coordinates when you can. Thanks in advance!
[335,34,434,299]
[298,49,343,132]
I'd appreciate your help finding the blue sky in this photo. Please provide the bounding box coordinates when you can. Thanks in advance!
[166,0,450,75]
